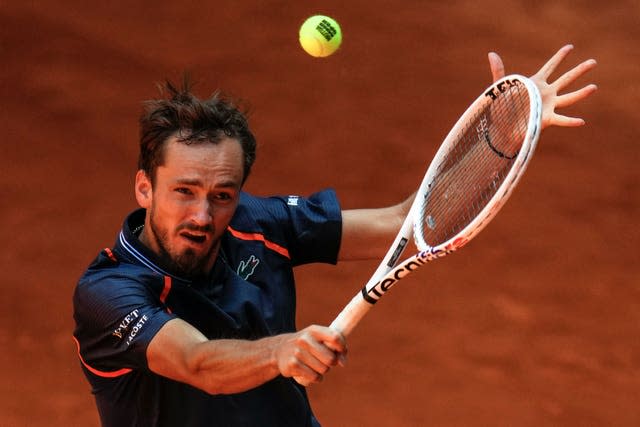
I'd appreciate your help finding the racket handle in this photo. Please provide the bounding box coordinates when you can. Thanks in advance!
[329,291,373,337]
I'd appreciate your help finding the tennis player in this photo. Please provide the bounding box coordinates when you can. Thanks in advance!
[73,45,596,427]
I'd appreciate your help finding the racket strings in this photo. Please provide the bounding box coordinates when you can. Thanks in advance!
[418,82,531,247]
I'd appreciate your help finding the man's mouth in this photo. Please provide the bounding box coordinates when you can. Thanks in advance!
[180,232,207,245]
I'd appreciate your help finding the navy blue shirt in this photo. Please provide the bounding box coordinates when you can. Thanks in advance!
[73,190,342,427]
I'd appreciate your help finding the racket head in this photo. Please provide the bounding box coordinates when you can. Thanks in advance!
[413,74,542,255]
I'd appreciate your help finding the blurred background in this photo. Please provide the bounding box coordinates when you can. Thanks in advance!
[1,1,639,425]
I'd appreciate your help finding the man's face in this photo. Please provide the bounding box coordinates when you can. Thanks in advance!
[136,135,244,277]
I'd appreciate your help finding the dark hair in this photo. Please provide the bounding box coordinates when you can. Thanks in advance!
[138,77,257,185]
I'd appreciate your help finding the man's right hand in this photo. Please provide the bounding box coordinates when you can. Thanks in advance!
[273,325,347,386]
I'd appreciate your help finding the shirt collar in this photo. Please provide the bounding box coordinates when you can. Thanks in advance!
[115,208,227,284]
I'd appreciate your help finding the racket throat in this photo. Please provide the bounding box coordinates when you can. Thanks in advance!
[387,237,409,268]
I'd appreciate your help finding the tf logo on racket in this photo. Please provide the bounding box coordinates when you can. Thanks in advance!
[484,77,521,100]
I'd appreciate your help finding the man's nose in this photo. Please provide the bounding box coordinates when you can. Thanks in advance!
[191,200,212,225]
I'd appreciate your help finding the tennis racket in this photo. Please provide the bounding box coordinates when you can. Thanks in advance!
[332,74,542,336]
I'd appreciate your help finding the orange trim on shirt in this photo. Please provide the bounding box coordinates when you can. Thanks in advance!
[226,226,290,259]
[103,247,117,262]
[161,276,172,314]
[72,336,132,378]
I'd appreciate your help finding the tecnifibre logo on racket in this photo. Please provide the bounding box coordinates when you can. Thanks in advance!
[362,252,432,304]
[484,77,521,100]
[362,235,471,304]
[361,239,465,304]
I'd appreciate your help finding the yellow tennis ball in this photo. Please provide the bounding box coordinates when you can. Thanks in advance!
[299,15,342,58]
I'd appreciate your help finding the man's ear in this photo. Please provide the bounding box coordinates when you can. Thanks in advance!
[135,170,153,209]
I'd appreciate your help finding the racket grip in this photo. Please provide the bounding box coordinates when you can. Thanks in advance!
[329,291,373,337]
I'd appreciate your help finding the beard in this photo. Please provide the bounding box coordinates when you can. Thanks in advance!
[148,205,219,279]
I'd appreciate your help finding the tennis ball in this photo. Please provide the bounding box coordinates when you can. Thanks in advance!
[299,15,342,58]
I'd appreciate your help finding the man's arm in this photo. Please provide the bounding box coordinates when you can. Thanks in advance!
[338,195,413,261]
[146,318,346,394]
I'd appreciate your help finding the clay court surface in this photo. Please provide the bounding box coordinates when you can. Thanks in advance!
[2,1,639,425]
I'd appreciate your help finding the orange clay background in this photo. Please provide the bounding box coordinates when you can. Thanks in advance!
[1,1,639,426]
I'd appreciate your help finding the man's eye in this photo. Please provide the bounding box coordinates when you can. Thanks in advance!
[176,188,193,195]
[216,193,231,201]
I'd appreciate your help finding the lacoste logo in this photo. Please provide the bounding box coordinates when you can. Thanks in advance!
[237,255,260,280]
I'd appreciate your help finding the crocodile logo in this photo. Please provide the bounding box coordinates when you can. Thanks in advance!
[237,255,260,280]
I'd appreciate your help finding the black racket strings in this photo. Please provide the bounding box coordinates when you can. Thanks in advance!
[417,83,531,247]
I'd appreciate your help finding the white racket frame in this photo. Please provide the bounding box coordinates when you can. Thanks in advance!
[331,74,542,336]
